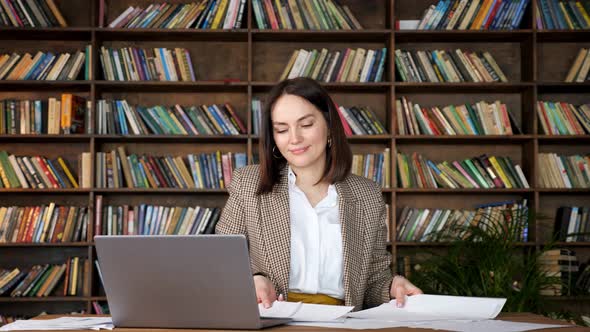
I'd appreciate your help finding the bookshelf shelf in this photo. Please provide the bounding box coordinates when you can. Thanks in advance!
[251,29,391,42]
[537,136,590,142]
[394,30,533,43]
[95,28,249,42]
[0,297,95,303]
[89,297,107,301]
[94,135,249,143]
[0,135,93,142]
[537,189,590,194]
[395,242,537,247]
[251,82,392,91]
[395,189,535,194]
[93,81,249,93]
[536,83,590,94]
[0,243,93,248]
[0,28,92,40]
[93,189,229,194]
[536,30,590,42]
[394,83,534,93]
[0,81,91,90]
[1,0,588,318]
[348,135,393,142]
[0,189,92,194]
[394,135,535,143]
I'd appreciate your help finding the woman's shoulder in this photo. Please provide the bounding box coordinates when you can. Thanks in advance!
[229,164,261,193]
[233,164,261,180]
[343,173,383,199]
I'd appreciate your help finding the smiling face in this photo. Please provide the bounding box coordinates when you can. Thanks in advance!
[271,93,330,174]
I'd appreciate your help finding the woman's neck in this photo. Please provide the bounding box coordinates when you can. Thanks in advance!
[290,162,327,191]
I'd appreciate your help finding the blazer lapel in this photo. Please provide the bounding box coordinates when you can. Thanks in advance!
[258,167,291,296]
[336,178,365,308]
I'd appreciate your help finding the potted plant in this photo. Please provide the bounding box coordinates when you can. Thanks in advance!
[409,202,560,313]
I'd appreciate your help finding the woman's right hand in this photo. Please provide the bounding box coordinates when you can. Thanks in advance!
[253,275,283,308]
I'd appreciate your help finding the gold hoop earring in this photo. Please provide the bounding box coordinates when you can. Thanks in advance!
[272,146,282,159]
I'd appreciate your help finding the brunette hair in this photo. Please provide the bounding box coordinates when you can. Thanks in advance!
[257,77,352,195]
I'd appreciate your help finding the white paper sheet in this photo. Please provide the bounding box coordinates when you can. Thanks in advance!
[259,301,302,319]
[410,319,573,332]
[259,301,354,322]
[349,294,506,321]
[0,317,114,331]
[288,318,424,329]
[289,318,573,331]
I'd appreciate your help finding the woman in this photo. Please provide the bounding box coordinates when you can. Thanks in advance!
[216,77,422,311]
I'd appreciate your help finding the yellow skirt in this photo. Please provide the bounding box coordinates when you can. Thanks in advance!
[287,292,344,305]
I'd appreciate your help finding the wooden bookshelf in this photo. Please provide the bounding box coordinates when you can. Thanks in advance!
[1,0,589,317]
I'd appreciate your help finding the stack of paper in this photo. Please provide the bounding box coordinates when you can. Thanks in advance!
[259,301,353,322]
[348,294,506,321]
[0,317,114,331]
[271,295,571,331]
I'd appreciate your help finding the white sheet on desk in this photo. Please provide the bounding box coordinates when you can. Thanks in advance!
[289,318,573,331]
[412,319,573,332]
[259,301,353,322]
[0,317,114,331]
[348,294,506,321]
[288,318,424,329]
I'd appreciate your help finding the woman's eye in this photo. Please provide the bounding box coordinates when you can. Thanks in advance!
[302,123,313,127]
[275,129,287,133]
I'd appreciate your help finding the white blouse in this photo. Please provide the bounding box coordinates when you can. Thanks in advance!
[287,167,344,299]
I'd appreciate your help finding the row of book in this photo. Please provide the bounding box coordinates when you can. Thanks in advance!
[251,98,263,135]
[396,97,519,136]
[0,0,67,27]
[252,0,362,30]
[536,0,590,29]
[417,0,530,30]
[539,249,579,296]
[538,153,590,189]
[0,151,80,189]
[94,197,221,236]
[351,151,390,189]
[91,301,109,315]
[397,152,530,189]
[537,101,590,135]
[109,0,246,29]
[7,96,590,137]
[554,206,590,242]
[0,205,88,244]
[0,47,90,81]
[1,95,89,135]
[0,258,90,297]
[565,48,590,82]
[397,200,529,242]
[95,147,246,189]
[280,47,387,83]
[338,105,387,136]
[99,47,196,82]
[96,100,246,136]
[395,49,507,83]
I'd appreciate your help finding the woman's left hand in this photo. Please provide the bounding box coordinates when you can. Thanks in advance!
[389,275,423,307]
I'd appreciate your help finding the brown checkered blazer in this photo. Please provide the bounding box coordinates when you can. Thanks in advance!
[216,164,393,310]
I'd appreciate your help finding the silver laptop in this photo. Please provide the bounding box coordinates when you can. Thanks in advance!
[95,235,291,329]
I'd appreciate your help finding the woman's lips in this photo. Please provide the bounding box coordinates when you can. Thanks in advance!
[289,146,310,155]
